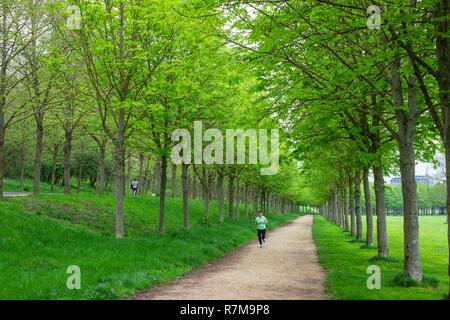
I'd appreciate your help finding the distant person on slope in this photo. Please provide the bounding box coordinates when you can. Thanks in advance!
[255,210,268,248]
[131,179,139,195]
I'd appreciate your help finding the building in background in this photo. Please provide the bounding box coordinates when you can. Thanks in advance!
[390,175,436,186]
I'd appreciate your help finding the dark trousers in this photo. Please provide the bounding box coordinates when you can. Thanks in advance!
[257,229,266,245]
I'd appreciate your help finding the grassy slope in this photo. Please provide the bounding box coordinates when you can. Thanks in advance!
[313,214,449,299]
[0,190,299,299]
[3,177,94,194]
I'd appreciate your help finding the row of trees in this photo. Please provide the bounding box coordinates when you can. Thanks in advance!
[223,0,449,286]
[0,0,304,238]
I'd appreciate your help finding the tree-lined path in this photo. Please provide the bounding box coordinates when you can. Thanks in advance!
[134,215,326,300]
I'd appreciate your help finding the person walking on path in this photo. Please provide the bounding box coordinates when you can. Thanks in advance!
[255,210,268,248]
[131,179,139,195]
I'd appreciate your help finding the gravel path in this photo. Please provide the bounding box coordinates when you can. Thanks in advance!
[134,215,327,300]
[3,192,31,197]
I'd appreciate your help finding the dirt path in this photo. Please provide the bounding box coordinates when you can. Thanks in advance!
[3,192,31,197]
[134,215,327,300]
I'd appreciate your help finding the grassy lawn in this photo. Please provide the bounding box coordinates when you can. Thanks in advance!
[313,214,449,299]
[3,177,95,194]
[0,192,299,299]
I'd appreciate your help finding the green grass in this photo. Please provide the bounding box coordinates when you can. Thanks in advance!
[3,177,95,194]
[0,192,299,299]
[313,214,449,299]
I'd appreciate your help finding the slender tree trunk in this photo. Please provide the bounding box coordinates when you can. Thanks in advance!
[202,168,212,224]
[192,172,197,199]
[236,178,240,221]
[373,162,389,257]
[19,145,25,192]
[244,184,248,218]
[50,153,57,193]
[217,171,224,223]
[159,155,168,235]
[228,175,235,219]
[97,141,106,194]
[138,153,144,195]
[33,119,44,195]
[171,164,177,197]
[349,177,355,236]
[63,122,72,194]
[154,157,161,194]
[182,163,189,231]
[144,160,150,194]
[253,188,259,215]
[343,186,349,231]
[126,153,131,195]
[363,169,373,246]
[0,134,4,197]
[355,172,362,241]
[0,5,6,198]
[114,113,125,239]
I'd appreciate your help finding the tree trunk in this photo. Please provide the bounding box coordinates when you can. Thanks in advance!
[144,159,150,194]
[244,184,248,218]
[363,169,373,246]
[236,178,240,221]
[355,172,362,241]
[158,155,168,235]
[349,177,355,236]
[63,122,72,194]
[228,175,235,219]
[217,170,224,223]
[343,187,349,231]
[114,113,125,239]
[19,145,25,192]
[391,56,422,281]
[96,141,106,194]
[435,0,450,296]
[126,153,131,195]
[253,188,259,215]
[154,157,161,194]
[398,134,422,281]
[51,153,57,193]
[373,162,389,257]
[192,172,197,199]
[138,153,144,195]
[171,164,177,197]
[182,163,189,231]
[202,167,212,224]
[0,134,4,197]
[33,120,44,195]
